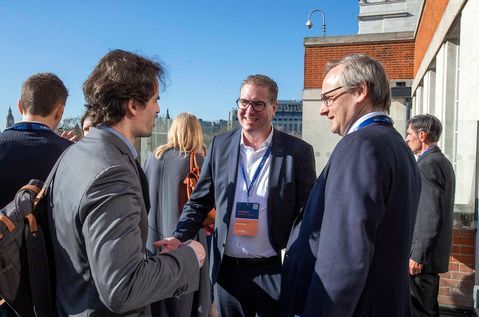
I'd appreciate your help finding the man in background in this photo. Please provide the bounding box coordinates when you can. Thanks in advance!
[406,114,455,317]
[0,72,73,315]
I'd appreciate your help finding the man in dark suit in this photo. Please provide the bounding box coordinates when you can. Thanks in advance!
[159,74,316,316]
[0,73,73,316]
[406,114,455,317]
[48,50,206,316]
[0,73,73,208]
[281,54,422,317]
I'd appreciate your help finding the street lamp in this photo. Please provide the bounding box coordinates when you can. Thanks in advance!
[306,9,326,36]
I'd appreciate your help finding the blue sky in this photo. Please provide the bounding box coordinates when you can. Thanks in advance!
[0,1,358,129]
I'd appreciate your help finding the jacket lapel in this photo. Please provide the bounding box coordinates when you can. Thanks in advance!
[269,129,283,192]
[226,130,241,222]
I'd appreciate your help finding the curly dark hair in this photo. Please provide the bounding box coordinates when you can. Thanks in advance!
[83,49,166,126]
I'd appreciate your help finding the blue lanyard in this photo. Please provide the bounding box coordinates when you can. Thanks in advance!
[6,122,51,132]
[356,115,393,131]
[240,143,273,199]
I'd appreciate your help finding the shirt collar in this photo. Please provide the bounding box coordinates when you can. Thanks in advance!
[240,126,274,150]
[99,125,138,159]
[347,111,388,135]
[14,121,52,131]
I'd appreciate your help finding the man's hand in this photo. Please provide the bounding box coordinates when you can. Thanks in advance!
[182,239,206,268]
[153,237,182,253]
[61,130,78,143]
[409,258,423,275]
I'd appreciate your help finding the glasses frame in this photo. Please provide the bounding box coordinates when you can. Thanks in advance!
[236,98,269,112]
[319,86,345,106]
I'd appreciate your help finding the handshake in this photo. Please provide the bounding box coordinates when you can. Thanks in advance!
[154,237,206,268]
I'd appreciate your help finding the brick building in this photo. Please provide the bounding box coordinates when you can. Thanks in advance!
[303,0,478,313]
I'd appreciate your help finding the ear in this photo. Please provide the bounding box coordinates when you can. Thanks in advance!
[355,81,369,105]
[126,99,139,117]
[271,101,278,116]
[17,100,25,115]
[418,130,428,142]
[53,103,65,122]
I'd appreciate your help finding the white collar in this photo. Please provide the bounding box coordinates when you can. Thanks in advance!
[347,111,388,135]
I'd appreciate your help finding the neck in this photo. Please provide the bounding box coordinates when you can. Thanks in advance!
[345,104,378,135]
[22,114,57,130]
[242,126,272,151]
[110,121,136,145]
[418,143,436,156]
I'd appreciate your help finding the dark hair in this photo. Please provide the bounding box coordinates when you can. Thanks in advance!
[408,114,443,143]
[240,74,279,103]
[20,73,68,117]
[80,108,93,128]
[83,49,166,126]
[326,54,391,112]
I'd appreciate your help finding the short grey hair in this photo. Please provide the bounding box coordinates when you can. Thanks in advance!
[326,54,391,112]
[408,114,442,143]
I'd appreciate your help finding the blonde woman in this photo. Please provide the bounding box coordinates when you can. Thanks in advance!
[144,112,210,317]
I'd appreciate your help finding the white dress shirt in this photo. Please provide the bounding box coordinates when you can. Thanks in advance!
[225,128,277,258]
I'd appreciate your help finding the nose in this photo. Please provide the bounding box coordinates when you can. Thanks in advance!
[319,103,329,116]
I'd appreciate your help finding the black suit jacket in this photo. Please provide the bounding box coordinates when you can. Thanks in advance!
[411,146,455,273]
[0,122,72,208]
[174,128,316,284]
[281,124,421,317]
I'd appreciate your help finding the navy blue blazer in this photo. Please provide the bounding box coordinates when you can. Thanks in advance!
[281,124,421,317]
[0,122,72,208]
[174,128,316,284]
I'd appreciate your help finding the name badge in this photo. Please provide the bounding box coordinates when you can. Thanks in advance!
[233,202,259,236]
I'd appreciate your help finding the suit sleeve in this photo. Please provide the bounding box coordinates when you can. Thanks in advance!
[174,138,216,241]
[143,156,160,255]
[296,143,316,211]
[81,164,200,313]
[304,137,387,317]
[410,161,444,264]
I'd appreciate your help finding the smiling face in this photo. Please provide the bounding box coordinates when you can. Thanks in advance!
[237,83,277,139]
[319,64,359,136]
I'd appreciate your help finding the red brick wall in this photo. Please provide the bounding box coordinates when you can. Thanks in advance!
[439,228,475,308]
[414,0,449,75]
[304,41,415,89]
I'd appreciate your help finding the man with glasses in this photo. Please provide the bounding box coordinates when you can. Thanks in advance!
[160,74,316,316]
[281,54,421,317]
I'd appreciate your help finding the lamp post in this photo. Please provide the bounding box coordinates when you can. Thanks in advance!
[306,9,326,36]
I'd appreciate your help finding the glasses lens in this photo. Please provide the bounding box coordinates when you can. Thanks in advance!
[237,99,267,111]
[251,101,266,111]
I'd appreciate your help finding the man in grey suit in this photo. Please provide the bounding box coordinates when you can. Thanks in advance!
[161,74,316,316]
[406,114,455,317]
[48,50,205,316]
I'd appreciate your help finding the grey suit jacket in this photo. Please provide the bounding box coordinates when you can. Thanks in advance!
[174,128,316,284]
[48,127,200,316]
[411,146,455,273]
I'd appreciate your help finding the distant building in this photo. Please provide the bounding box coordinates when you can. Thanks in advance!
[358,0,424,34]
[273,100,302,137]
[6,106,14,129]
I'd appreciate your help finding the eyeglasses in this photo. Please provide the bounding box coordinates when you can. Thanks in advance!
[236,98,269,112]
[319,86,345,106]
